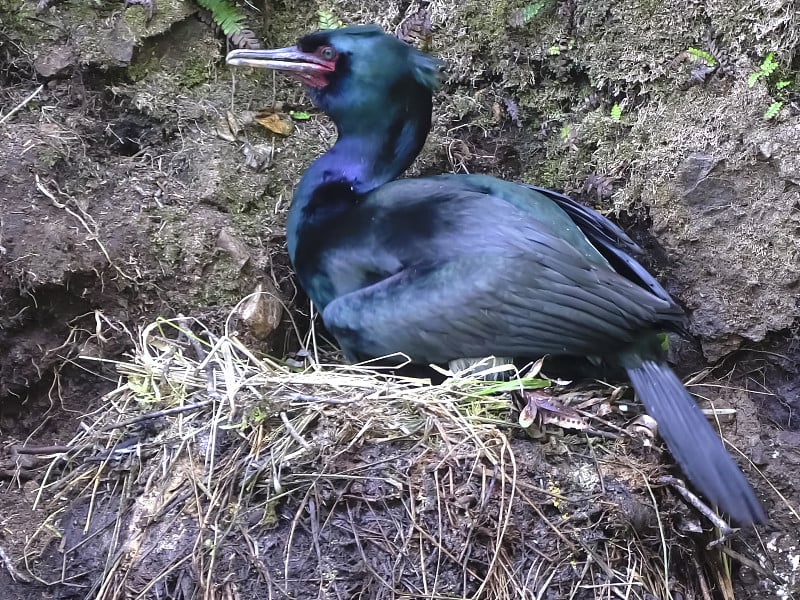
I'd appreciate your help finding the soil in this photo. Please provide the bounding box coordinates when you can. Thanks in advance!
[1,0,799,598]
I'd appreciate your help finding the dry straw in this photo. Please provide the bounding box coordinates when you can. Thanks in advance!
[19,315,758,599]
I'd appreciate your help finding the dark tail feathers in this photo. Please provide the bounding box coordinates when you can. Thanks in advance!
[625,359,765,525]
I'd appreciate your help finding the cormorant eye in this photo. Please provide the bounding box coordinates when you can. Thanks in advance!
[319,46,337,61]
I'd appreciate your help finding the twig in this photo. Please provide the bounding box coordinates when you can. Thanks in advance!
[99,400,213,432]
[0,85,43,124]
[718,546,785,584]
[34,174,138,283]
[11,445,71,455]
[279,412,311,450]
[656,475,735,536]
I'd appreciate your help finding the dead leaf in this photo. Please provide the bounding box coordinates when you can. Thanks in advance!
[596,401,614,418]
[397,7,432,51]
[241,142,271,171]
[226,110,244,137]
[236,283,283,340]
[255,112,293,136]
[517,390,589,431]
[522,356,546,379]
[215,228,251,272]
[215,111,242,142]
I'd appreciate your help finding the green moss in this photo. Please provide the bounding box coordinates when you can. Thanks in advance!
[150,206,190,269]
[0,0,37,31]
[194,259,245,306]
[179,55,212,88]
[35,143,68,170]
[123,0,196,40]
[128,23,217,86]
[149,206,251,307]
[128,48,161,81]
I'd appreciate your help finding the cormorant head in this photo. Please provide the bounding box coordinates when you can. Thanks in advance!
[226,25,443,134]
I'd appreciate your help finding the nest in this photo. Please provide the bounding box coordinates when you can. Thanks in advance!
[18,317,739,599]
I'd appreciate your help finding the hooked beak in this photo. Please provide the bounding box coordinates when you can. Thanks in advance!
[226,46,335,87]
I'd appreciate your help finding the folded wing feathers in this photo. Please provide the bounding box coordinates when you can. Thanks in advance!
[324,242,677,362]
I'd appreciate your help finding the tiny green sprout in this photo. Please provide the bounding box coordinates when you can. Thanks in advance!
[610,103,622,122]
[748,52,779,87]
[523,0,547,20]
[687,47,716,66]
[318,9,344,30]
[761,52,779,75]
[763,101,783,120]
[547,46,561,56]
[249,406,268,425]
[657,332,670,351]
[128,374,153,398]
[289,110,311,121]
[559,124,572,140]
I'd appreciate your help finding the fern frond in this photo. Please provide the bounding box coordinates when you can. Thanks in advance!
[318,9,343,30]
[610,103,622,122]
[509,0,549,28]
[687,47,716,66]
[761,52,778,76]
[763,101,783,120]
[195,0,245,36]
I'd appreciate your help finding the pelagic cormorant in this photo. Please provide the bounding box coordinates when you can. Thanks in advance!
[227,25,765,525]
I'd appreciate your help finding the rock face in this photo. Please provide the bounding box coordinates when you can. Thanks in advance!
[664,148,800,360]
[0,6,289,400]
[630,103,800,361]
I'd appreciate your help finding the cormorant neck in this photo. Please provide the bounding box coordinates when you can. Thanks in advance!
[286,88,432,260]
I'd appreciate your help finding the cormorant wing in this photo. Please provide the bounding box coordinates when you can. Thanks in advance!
[321,223,683,364]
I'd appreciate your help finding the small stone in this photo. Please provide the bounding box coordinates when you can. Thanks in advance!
[750,441,767,466]
[34,44,78,77]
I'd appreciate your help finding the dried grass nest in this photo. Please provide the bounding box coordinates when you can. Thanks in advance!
[19,315,769,599]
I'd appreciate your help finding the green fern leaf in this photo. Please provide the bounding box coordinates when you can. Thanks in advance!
[509,0,549,27]
[610,103,622,122]
[747,72,761,87]
[763,101,783,120]
[776,80,791,90]
[522,0,547,21]
[687,47,716,66]
[195,0,245,36]
[318,9,343,30]
[761,52,778,76]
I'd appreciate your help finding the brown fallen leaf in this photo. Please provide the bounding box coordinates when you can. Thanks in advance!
[236,283,284,340]
[215,110,244,142]
[255,112,294,136]
[516,390,589,431]
[397,6,432,51]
